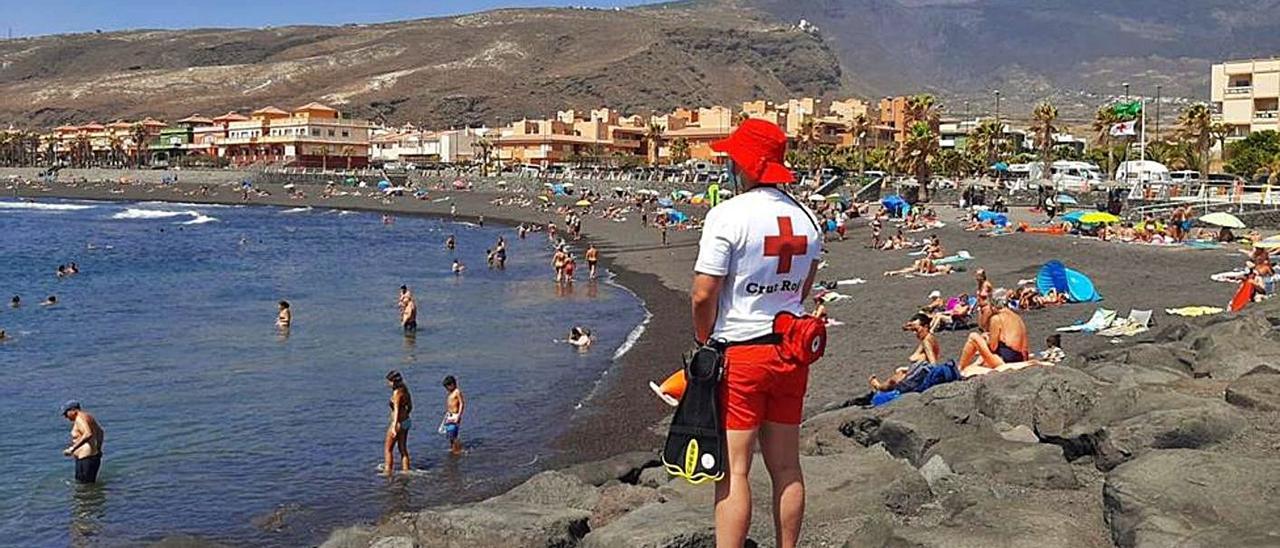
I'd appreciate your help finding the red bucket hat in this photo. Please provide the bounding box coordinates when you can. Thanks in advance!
[711,119,794,185]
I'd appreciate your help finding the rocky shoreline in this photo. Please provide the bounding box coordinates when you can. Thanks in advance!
[7,171,1279,547]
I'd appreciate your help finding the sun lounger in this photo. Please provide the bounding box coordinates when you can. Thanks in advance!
[1057,308,1117,333]
[1097,309,1154,337]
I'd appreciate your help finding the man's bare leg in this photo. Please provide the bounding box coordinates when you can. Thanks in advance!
[715,429,758,548]
[960,332,1005,373]
[760,422,804,548]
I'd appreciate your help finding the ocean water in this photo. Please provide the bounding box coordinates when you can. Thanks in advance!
[0,199,646,546]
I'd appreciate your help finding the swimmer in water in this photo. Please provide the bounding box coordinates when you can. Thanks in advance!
[69,263,79,275]
[61,401,105,484]
[398,285,413,312]
[0,329,7,341]
[452,259,466,275]
[42,295,57,306]
[442,375,465,455]
[276,300,292,329]
[567,326,593,349]
[10,295,19,308]
[56,265,66,279]
[384,370,413,476]
[446,235,456,251]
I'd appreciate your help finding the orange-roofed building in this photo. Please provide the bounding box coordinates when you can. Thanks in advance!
[220,102,372,168]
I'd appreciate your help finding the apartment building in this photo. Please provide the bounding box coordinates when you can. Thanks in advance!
[218,103,374,168]
[1211,58,1280,142]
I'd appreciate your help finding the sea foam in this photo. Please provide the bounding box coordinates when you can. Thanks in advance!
[0,201,96,211]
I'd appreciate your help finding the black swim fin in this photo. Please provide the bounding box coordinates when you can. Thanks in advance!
[662,344,726,484]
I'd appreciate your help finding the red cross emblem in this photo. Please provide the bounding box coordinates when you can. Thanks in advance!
[763,216,807,274]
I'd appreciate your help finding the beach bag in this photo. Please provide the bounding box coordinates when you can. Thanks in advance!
[662,343,726,484]
[773,311,827,369]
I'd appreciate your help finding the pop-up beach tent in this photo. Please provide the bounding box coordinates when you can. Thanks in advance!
[1036,260,1101,302]
[976,210,1009,227]
[881,194,909,216]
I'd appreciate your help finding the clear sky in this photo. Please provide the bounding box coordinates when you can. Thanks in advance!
[0,0,661,37]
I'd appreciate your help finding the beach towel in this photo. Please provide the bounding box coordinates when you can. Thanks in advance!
[1165,306,1224,317]
[836,278,867,286]
[1057,308,1117,333]
[1230,280,1255,312]
[1211,269,1249,283]
[1097,309,1153,337]
[1184,241,1221,250]
[815,291,851,304]
[934,250,973,266]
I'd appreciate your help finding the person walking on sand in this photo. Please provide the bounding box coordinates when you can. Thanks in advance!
[442,376,465,455]
[586,244,600,279]
[61,401,104,484]
[691,119,822,548]
[383,370,413,476]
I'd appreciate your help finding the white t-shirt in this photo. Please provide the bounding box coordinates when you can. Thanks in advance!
[695,187,823,342]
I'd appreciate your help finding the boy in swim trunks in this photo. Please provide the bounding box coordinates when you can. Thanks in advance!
[442,376,465,455]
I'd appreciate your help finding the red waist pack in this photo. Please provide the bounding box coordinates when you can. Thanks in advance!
[772,311,827,368]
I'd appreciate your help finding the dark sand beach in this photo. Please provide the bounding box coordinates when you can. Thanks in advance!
[8,172,1280,547]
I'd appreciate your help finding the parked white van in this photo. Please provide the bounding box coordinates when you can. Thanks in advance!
[1115,160,1172,187]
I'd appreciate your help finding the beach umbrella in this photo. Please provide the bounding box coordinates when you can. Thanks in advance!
[537,195,550,202]
[495,180,507,187]
[1061,210,1086,223]
[543,182,554,188]
[1199,211,1246,229]
[1079,212,1121,224]
[377,180,391,189]
[575,199,592,207]
[826,194,842,202]
[282,183,296,190]
[808,193,826,202]
[992,162,1010,171]
[657,197,674,207]
[1055,194,1078,205]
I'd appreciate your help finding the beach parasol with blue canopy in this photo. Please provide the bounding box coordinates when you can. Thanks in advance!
[1055,194,1078,205]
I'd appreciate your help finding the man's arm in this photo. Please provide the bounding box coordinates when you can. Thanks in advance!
[987,316,1003,352]
[691,273,724,344]
[456,392,465,422]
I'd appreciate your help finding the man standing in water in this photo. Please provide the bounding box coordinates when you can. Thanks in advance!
[442,376,465,455]
[401,290,418,333]
[690,119,821,548]
[586,244,600,279]
[61,401,105,484]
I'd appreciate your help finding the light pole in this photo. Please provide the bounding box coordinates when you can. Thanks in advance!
[1121,82,1131,167]
[994,89,1001,183]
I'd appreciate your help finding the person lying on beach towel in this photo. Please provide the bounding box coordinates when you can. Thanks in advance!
[883,257,955,278]
[958,289,1029,375]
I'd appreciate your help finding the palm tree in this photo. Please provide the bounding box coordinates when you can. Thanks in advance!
[72,134,91,167]
[341,146,355,170]
[130,123,149,167]
[644,122,663,166]
[898,121,939,202]
[1030,101,1059,185]
[470,135,494,176]
[1268,152,1280,185]
[1091,106,1121,176]
[905,94,940,128]
[966,118,1003,169]
[1210,122,1230,168]
[850,113,871,174]
[866,147,893,173]
[317,145,330,170]
[669,137,690,165]
[1177,103,1213,179]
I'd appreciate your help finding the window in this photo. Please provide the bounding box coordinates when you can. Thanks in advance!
[342,130,349,137]
[311,129,320,137]
[328,129,335,137]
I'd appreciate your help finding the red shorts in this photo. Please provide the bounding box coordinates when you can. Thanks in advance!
[720,344,808,430]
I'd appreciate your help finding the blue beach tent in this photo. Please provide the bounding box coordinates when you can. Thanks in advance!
[1036,260,1101,303]
[881,195,909,217]
[976,210,1009,227]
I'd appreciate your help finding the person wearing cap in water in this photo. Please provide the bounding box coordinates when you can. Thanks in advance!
[61,401,105,483]
[691,119,822,548]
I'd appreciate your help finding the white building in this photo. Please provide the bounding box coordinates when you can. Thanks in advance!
[370,127,482,165]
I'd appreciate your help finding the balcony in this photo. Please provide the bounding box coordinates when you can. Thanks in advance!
[1256,111,1279,120]
[1225,86,1252,96]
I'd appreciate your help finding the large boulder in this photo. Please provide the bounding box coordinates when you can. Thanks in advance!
[924,431,1078,490]
[563,450,660,486]
[490,470,600,511]
[805,382,983,465]
[889,499,1112,548]
[589,483,662,529]
[1104,449,1280,548]
[406,501,590,548]
[1187,314,1280,381]
[1225,365,1280,411]
[974,366,1102,438]
[1083,343,1196,381]
[1045,385,1246,471]
[580,500,714,548]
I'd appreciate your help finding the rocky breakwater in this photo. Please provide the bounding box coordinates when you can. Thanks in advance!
[320,302,1280,548]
